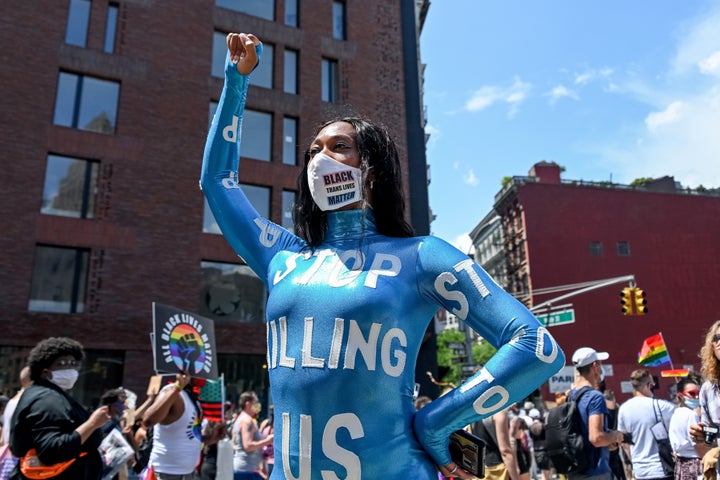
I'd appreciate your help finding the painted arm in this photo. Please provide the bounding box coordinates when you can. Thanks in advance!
[413,236,566,466]
[200,34,299,280]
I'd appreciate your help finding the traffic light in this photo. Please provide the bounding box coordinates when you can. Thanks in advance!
[620,287,634,315]
[634,287,648,315]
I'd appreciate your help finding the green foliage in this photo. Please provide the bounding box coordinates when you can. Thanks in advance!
[501,176,513,188]
[437,329,498,386]
[474,340,497,365]
[630,177,655,187]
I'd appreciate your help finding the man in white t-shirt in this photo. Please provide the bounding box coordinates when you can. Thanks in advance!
[618,369,676,480]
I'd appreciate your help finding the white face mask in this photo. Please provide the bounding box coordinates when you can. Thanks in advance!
[307,153,363,211]
[49,368,79,391]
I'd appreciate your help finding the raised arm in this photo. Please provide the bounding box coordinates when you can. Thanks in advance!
[200,33,298,279]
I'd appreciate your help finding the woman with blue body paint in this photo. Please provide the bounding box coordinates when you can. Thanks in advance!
[201,32,565,480]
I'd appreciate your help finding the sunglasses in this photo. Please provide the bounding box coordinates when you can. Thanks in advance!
[682,390,700,398]
[712,334,720,343]
[53,359,82,369]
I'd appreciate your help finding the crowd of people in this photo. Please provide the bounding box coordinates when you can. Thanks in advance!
[426,326,720,480]
[1,29,719,480]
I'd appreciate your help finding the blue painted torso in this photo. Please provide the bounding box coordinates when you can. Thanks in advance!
[200,51,565,480]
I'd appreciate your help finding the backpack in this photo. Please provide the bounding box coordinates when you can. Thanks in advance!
[544,386,592,474]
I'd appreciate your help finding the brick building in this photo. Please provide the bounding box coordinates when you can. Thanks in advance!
[0,0,434,407]
[471,162,720,401]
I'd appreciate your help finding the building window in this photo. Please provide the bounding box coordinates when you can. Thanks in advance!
[282,117,297,165]
[203,183,270,234]
[282,190,295,232]
[251,43,273,89]
[104,3,119,53]
[215,0,274,21]
[42,155,99,218]
[284,49,298,94]
[53,72,120,134]
[617,241,631,256]
[333,2,346,40]
[241,184,271,218]
[589,241,603,257]
[284,0,298,26]
[65,0,91,47]
[199,261,266,323]
[29,245,89,313]
[321,58,339,103]
[242,110,272,161]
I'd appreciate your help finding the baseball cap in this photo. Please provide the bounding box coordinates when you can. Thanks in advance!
[529,408,541,419]
[572,347,609,368]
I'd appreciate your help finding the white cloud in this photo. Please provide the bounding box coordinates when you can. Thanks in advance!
[602,87,720,188]
[451,233,474,255]
[574,67,614,86]
[590,7,720,189]
[465,77,532,117]
[645,101,684,133]
[464,169,479,186]
[670,9,720,76]
[547,85,579,103]
[699,50,720,77]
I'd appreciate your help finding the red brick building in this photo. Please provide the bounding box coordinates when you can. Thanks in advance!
[0,0,434,406]
[480,162,720,401]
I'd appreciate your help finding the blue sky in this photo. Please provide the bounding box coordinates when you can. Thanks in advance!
[420,1,720,250]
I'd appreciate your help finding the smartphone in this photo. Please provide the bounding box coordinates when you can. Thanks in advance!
[449,429,485,478]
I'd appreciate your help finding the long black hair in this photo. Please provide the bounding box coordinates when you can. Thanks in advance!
[293,117,415,246]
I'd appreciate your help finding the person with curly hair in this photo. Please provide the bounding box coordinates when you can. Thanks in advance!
[690,321,720,445]
[8,337,111,480]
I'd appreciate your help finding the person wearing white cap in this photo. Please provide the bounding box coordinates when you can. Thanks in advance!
[566,347,624,480]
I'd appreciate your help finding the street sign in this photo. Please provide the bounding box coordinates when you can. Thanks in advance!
[461,365,478,374]
[451,357,466,364]
[535,308,575,327]
[447,342,465,350]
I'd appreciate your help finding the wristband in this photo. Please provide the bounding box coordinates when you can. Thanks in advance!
[172,381,182,392]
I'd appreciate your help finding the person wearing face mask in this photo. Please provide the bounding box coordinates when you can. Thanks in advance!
[200,31,565,480]
[100,388,129,436]
[232,391,272,480]
[8,336,111,480]
[670,374,709,480]
[618,369,677,480]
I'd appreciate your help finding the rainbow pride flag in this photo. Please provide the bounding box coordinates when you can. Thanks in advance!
[638,333,672,367]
